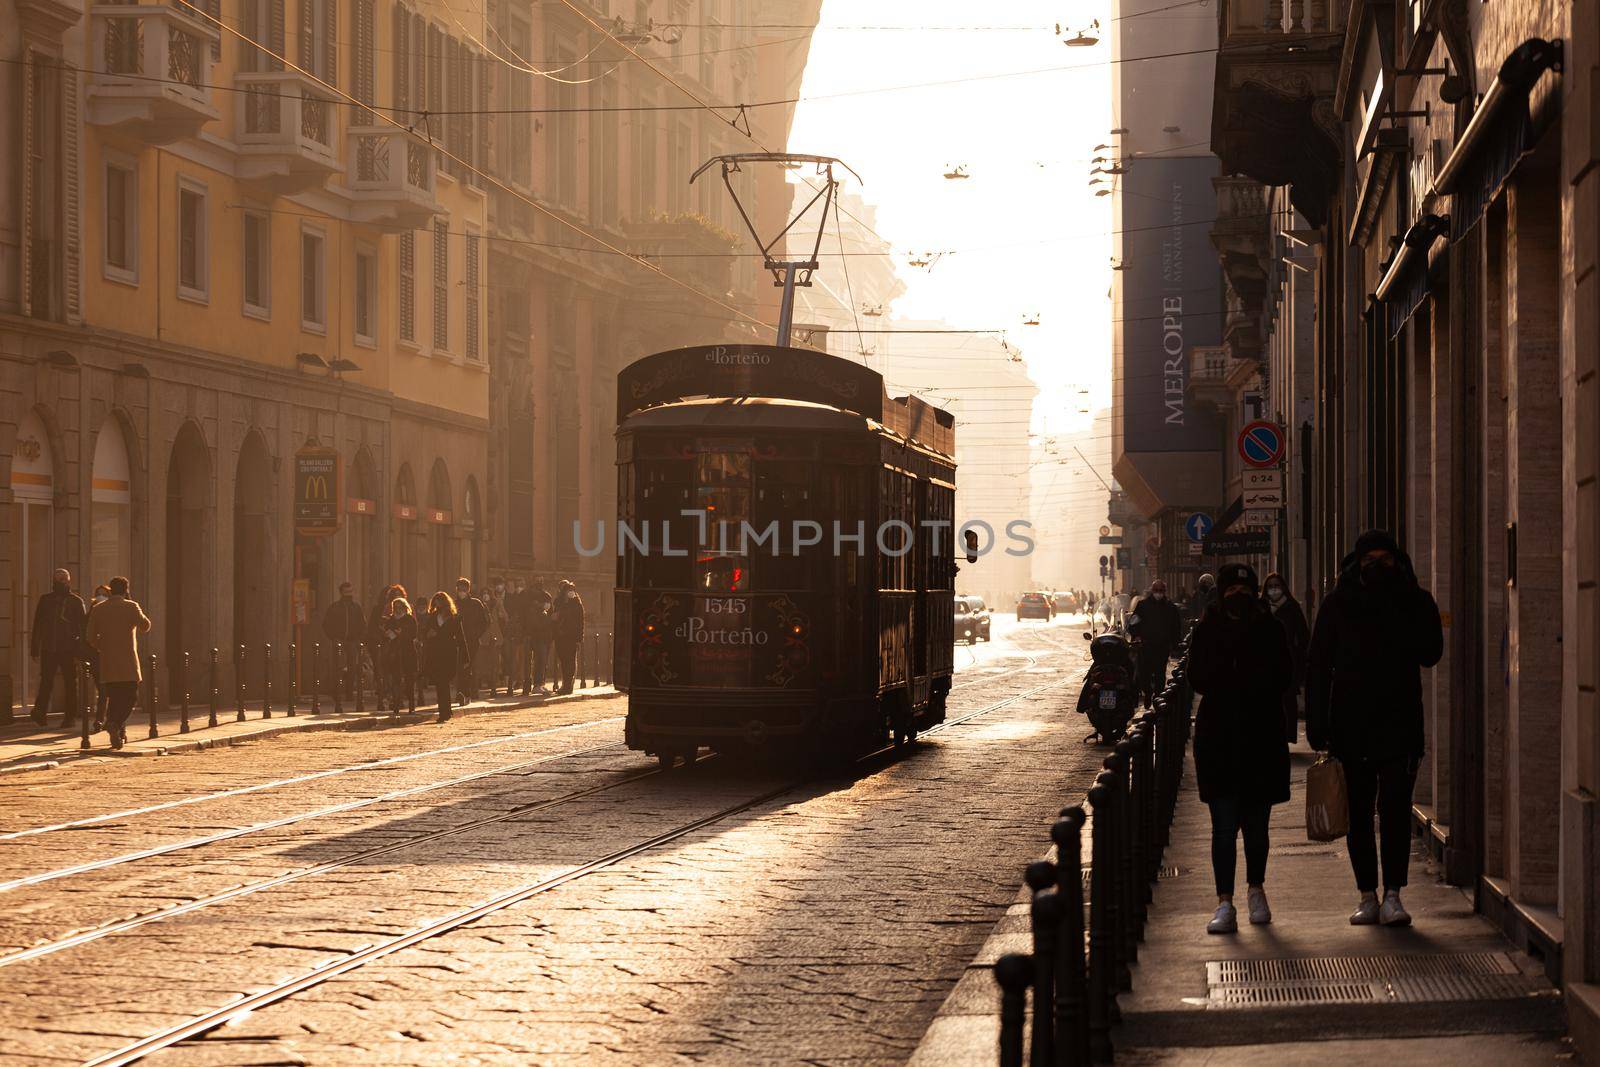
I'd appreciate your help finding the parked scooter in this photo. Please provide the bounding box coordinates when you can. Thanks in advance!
[1077,630,1137,744]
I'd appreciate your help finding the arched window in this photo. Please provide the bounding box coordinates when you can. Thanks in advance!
[90,418,133,586]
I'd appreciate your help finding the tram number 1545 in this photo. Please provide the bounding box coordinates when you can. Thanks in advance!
[703,597,748,615]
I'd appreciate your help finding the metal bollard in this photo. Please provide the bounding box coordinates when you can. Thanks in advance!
[311,643,322,715]
[1086,777,1114,1063]
[355,641,365,714]
[79,663,92,751]
[287,643,298,716]
[333,643,345,715]
[179,651,191,734]
[235,644,247,722]
[1111,742,1138,978]
[263,644,273,718]
[1025,862,1060,1067]
[146,653,160,739]
[1125,727,1148,933]
[995,953,1033,1067]
[208,648,220,728]
[606,630,613,686]
[1052,808,1090,1066]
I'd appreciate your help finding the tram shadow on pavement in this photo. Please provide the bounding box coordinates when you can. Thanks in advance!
[266,733,947,870]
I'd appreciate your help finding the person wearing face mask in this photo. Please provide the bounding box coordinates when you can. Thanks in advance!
[421,592,470,723]
[1306,530,1443,928]
[552,580,585,695]
[1128,579,1182,707]
[1189,572,1218,625]
[1260,573,1310,742]
[1187,562,1293,934]
[30,569,88,728]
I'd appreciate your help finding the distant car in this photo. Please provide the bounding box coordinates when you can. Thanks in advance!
[1017,591,1054,620]
[954,595,992,644]
[1054,591,1080,614]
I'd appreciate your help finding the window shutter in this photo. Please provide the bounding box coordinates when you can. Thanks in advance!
[392,5,408,114]
[476,51,490,182]
[354,0,372,108]
[207,0,221,58]
[445,36,462,175]
[299,0,314,69]
[323,0,337,86]
[268,0,285,70]
[242,0,259,71]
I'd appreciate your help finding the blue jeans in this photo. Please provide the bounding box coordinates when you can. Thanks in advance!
[1209,797,1271,896]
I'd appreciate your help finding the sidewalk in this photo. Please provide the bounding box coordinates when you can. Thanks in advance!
[0,683,617,776]
[911,742,1576,1065]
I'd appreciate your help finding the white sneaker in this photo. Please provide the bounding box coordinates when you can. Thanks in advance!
[1206,902,1238,934]
[1349,896,1380,925]
[1247,888,1272,925]
[1379,891,1412,927]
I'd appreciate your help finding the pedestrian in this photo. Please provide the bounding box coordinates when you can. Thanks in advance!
[477,582,508,697]
[1307,530,1443,927]
[368,583,407,705]
[377,595,418,713]
[29,568,88,728]
[421,591,470,722]
[552,579,585,695]
[1128,578,1182,707]
[527,579,554,695]
[83,576,151,750]
[321,581,366,699]
[506,577,532,696]
[1189,572,1218,624]
[454,577,487,704]
[1187,562,1293,934]
[86,584,112,731]
[1261,572,1311,742]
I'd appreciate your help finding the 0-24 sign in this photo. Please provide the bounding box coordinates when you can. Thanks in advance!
[294,446,342,537]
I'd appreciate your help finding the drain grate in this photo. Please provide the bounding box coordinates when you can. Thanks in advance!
[1205,952,1552,1009]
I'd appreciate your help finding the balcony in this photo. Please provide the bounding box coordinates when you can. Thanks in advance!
[347,124,442,232]
[1209,0,1342,225]
[86,1,220,143]
[623,213,738,296]
[235,71,341,194]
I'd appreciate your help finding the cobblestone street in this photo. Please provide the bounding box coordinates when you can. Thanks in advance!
[1,616,1098,1066]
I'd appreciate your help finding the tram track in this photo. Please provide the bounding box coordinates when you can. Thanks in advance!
[79,652,1086,1067]
[0,625,1083,978]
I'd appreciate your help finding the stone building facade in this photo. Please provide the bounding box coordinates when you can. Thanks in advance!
[1208,0,1598,1052]
[1,0,821,711]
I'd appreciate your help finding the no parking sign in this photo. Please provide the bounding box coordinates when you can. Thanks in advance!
[1237,421,1285,469]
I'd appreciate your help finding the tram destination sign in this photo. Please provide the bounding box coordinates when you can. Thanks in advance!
[618,345,886,423]
[294,446,342,537]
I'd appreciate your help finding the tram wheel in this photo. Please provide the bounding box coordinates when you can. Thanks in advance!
[656,751,676,771]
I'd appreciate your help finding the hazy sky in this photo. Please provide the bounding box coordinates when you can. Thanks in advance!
[785,0,1115,438]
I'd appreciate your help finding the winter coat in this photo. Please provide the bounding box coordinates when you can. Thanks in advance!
[31,587,87,657]
[525,590,554,641]
[1265,595,1311,689]
[1129,595,1182,655]
[1187,600,1294,805]
[85,595,152,684]
[457,595,488,648]
[420,614,470,684]
[378,613,418,675]
[553,592,585,644]
[1305,536,1443,761]
[322,598,367,647]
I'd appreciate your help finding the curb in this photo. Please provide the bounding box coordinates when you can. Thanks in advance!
[0,686,619,775]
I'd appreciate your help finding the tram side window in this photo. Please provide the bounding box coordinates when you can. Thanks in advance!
[617,464,635,588]
[638,459,692,589]
[878,467,913,591]
[754,460,811,590]
[930,482,956,590]
[695,451,751,593]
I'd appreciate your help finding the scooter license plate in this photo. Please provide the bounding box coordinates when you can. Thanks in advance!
[1098,689,1120,710]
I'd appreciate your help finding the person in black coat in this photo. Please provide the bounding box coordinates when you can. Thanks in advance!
[454,577,487,703]
[30,568,87,728]
[1307,530,1443,928]
[552,580,585,695]
[1261,572,1311,742]
[421,592,471,723]
[321,582,366,699]
[1187,562,1293,934]
[1128,578,1183,707]
[377,595,418,714]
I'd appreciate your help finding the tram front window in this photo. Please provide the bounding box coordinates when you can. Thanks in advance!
[695,450,751,593]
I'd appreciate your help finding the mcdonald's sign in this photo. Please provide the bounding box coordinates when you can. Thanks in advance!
[294,446,342,537]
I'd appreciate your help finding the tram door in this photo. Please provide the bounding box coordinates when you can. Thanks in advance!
[912,478,929,690]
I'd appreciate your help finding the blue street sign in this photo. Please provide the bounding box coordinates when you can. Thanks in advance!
[1185,512,1214,542]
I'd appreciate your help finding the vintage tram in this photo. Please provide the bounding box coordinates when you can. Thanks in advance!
[613,343,959,766]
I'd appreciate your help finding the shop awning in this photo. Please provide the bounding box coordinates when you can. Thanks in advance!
[1434,38,1563,238]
